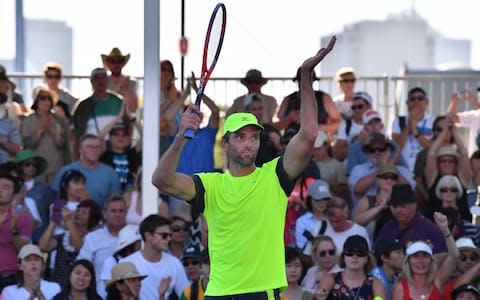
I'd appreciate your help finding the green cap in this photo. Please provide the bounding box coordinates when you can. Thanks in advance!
[15,149,48,176]
[223,113,263,134]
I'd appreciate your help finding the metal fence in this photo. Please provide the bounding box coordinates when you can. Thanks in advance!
[8,73,480,130]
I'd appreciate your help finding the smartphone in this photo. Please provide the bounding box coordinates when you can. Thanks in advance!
[51,199,67,222]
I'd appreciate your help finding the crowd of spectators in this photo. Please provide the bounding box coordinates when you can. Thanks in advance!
[1,53,480,300]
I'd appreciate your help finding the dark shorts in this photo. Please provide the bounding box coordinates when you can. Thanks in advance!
[204,289,280,300]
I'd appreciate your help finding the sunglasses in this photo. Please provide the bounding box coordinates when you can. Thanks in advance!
[108,58,125,64]
[344,250,368,257]
[182,260,200,267]
[46,74,61,80]
[440,187,458,193]
[434,127,444,132]
[154,232,171,239]
[171,225,189,233]
[341,79,356,83]
[351,104,365,111]
[439,159,456,164]
[318,249,336,257]
[377,174,398,180]
[408,95,426,102]
[38,95,52,101]
[460,253,479,262]
[367,146,387,154]
[23,161,38,168]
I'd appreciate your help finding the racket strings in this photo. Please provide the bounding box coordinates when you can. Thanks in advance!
[206,8,225,68]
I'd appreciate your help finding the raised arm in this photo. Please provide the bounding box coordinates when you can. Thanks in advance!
[283,36,336,180]
[151,105,201,201]
[451,126,472,185]
[433,212,459,288]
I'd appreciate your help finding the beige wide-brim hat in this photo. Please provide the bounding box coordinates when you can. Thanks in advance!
[101,47,130,70]
[105,262,147,291]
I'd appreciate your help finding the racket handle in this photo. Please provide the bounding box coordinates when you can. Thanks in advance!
[183,89,204,139]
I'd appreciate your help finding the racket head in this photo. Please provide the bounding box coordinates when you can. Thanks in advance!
[201,3,226,82]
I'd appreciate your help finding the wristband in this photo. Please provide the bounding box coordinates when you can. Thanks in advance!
[444,232,452,238]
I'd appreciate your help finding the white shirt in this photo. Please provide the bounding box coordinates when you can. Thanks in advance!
[322,221,371,256]
[391,114,434,171]
[99,255,118,299]
[120,250,189,300]
[456,109,480,156]
[336,119,364,144]
[2,280,61,300]
[76,226,118,296]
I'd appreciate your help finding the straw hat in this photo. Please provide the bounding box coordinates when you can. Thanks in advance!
[101,48,130,70]
[105,262,147,290]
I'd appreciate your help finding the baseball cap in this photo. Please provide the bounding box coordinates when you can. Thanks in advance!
[375,238,404,261]
[362,133,395,153]
[363,109,382,125]
[343,235,369,253]
[307,179,333,200]
[181,245,201,262]
[437,145,460,159]
[18,244,43,260]
[313,131,328,148]
[377,164,399,176]
[451,284,480,300]
[455,237,480,254]
[353,91,373,105]
[109,122,128,135]
[223,113,263,135]
[406,241,432,257]
[389,184,416,206]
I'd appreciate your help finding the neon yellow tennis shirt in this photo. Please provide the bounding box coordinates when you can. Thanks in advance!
[194,157,293,296]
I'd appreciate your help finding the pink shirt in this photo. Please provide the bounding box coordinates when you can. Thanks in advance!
[0,209,33,275]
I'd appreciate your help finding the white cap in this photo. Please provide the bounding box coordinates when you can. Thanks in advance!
[115,224,141,253]
[314,131,328,148]
[456,237,479,253]
[19,244,43,260]
[406,241,432,257]
[363,109,382,125]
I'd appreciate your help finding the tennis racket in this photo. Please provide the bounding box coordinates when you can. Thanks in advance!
[184,3,227,139]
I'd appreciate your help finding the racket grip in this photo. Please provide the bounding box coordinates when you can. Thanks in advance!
[184,128,196,139]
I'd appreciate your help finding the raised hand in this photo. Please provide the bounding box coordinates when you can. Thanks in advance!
[180,105,203,136]
[301,36,336,74]
[158,276,172,298]
[433,211,449,232]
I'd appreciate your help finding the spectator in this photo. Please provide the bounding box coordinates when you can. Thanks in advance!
[348,133,414,211]
[391,87,434,172]
[295,179,332,254]
[322,197,371,255]
[181,245,202,283]
[311,130,348,199]
[100,224,142,299]
[392,213,459,300]
[227,69,278,124]
[76,195,126,296]
[451,284,480,300]
[152,39,336,299]
[333,91,372,161]
[332,67,357,121]
[170,202,193,259]
[15,149,55,242]
[301,235,341,292]
[99,117,142,192]
[1,244,60,300]
[180,248,210,300]
[105,262,148,300]
[371,238,405,300]
[315,235,386,300]
[38,200,102,285]
[52,134,121,207]
[101,48,138,113]
[0,168,33,292]
[0,89,22,164]
[0,67,24,125]
[280,247,313,300]
[21,86,71,184]
[376,184,448,262]
[425,122,472,220]
[71,68,123,158]
[353,164,398,241]
[277,67,340,140]
[52,259,102,300]
[43,62,78,118]
[443,238,480,300]
[120,215,189,300]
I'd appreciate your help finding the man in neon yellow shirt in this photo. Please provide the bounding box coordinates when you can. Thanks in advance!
[152,36,336,300]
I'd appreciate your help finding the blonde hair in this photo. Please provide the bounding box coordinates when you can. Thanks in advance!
[311,235,337,264]
[401,252,437,287]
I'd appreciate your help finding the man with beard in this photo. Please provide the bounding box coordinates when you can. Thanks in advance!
[152,37,337,299]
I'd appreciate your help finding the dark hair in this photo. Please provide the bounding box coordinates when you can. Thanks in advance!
[56,260,101,300]
[285,247,306,284]
[59,169,86,199]
[139,214,171,241]
[77,200,103,230]
[106,283,123,300]
[408,87,427,97]
[0,163,22,193]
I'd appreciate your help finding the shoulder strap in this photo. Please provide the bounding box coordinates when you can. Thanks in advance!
[399,116,406,131]
[190,279,199,300]
[346,118,352,136]
[318,220,327,235]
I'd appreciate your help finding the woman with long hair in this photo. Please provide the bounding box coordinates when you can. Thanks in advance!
[315,235,386,300]
[106,262,150,300]
[20,86,71,184]
[301,235,341,291]
[53,259,101,300]
[392,212,460,300]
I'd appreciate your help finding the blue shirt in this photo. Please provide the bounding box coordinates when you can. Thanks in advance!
[177,125,218,175]
[0,117,22,163]
[371,266,397,300]
[52,161,121,208]
[295,211,322,250]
